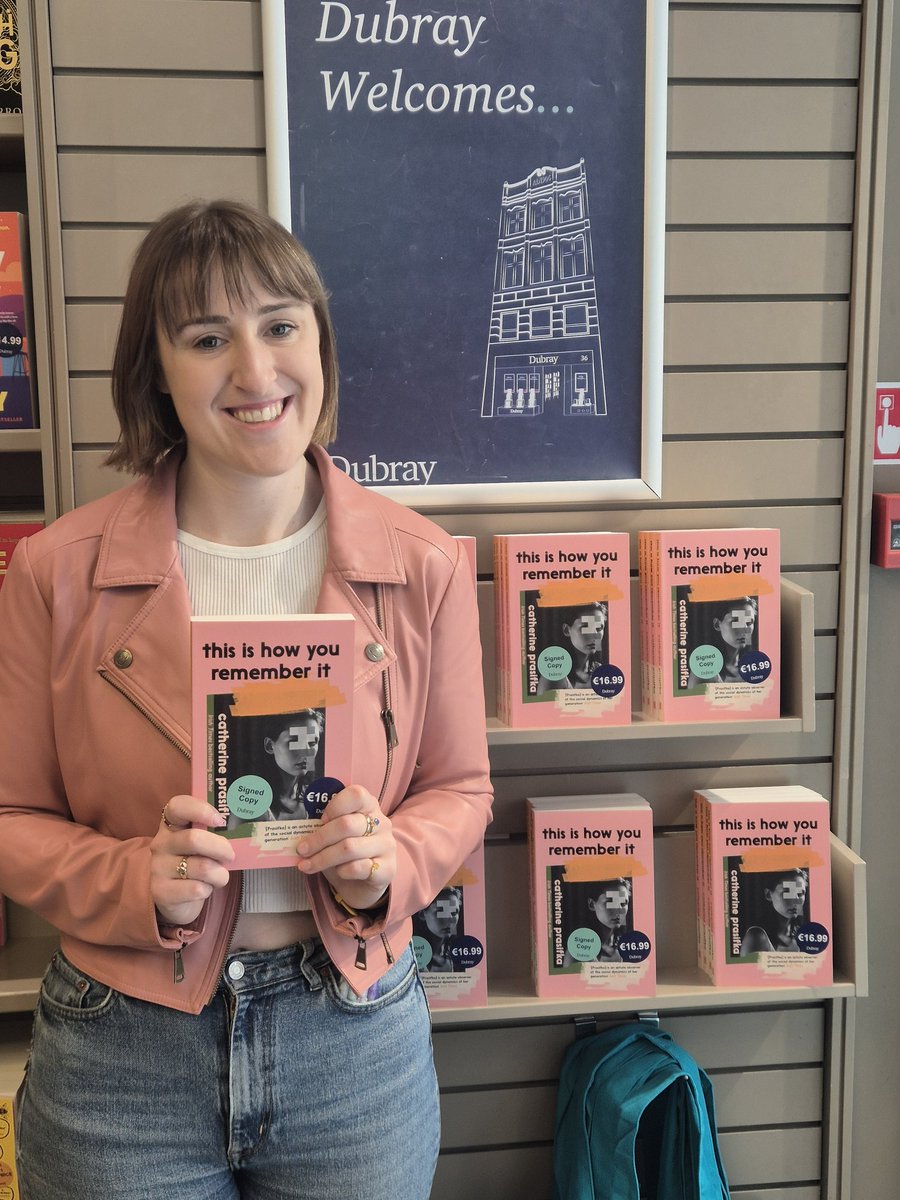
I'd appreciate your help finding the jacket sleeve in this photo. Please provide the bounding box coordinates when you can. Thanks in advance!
[0,537,199,952]
[381,538,494,922]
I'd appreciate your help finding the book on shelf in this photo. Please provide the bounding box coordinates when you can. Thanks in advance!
[0,520,43,589]
[0,1092,20,1198]
[0,4,20,115]
[528,794,656,999]
[493,532,632,728]
[694,785,833,987]
[639,528,781,722]
[412,842,488,1009]
[190,614,355,870]
[0,213,36,429]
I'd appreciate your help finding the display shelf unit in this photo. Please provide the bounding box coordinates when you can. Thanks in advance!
[433,834,866,1027]
[486,577,815,743]
[0,429,40,452]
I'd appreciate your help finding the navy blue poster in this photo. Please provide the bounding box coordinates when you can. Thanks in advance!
[265,0,665,502]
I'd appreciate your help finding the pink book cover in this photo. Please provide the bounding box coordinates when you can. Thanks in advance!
[0,521,43,590]
[640,528,780,722]
[190,614,355,869]
[695,786,833,987]
[0,213,35,429]
[528,795,655,999]
[412,842,488,1009]
[494,533,631,728]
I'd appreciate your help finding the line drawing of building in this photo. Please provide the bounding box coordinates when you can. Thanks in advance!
[481,160,607,421]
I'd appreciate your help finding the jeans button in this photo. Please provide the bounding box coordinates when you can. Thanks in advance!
[227,960,245,981]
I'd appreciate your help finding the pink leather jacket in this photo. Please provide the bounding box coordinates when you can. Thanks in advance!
[0,445,492,1013]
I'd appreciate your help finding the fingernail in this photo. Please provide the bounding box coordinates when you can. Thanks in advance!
[211,810,227,827]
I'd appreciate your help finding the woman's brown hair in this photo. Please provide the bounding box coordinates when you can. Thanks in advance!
[105,199,339,475]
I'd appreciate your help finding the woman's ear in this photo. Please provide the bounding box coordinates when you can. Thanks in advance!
[263,737,275,755]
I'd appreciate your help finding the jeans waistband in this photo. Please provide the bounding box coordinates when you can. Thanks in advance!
[219,938,331,995]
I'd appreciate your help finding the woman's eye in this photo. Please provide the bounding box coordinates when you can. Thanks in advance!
[269,322,295,338]
[194,334,223,350]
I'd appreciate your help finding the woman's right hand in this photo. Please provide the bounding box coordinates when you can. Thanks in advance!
[149,795,236,928]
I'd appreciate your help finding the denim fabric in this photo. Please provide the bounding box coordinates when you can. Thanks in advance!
[17,941,439,1199]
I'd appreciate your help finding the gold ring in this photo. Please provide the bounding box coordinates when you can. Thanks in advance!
[367,859,379,881]
[162,804,186,831]
[363,813,380,838]
[177,857,189,881]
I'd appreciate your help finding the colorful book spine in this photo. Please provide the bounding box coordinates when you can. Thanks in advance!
[494,532,632,728]
[0,4,21,115]
[0,521,43,589]
[0,213,35,429]
[528,794,656,999]
[639,528,781,722]
[190,614,355,869]
[694,786,833,987]
[0,1092,20,1199]
[412,842,488,1009]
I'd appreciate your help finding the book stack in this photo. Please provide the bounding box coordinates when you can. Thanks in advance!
[528,794,655,999]
[639,528,781,723]
[494,532,631,728]
[190,614,355,869]
[695,785,833,987]
[0,213,36,429]
[412,842,488,1009]
[0,521,43,590]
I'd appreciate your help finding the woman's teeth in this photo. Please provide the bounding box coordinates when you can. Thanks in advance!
[232,400,285,424]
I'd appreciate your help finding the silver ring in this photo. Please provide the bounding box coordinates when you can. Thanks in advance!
[362,813,380,838]
[177,857,189,881]
[367,859,379,881]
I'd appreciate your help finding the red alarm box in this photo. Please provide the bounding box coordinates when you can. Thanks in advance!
[872,493,900,567]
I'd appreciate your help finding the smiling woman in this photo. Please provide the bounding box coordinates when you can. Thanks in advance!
[0,200,492,1200]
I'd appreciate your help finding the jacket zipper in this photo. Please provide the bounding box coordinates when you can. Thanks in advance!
[100,667,243,989]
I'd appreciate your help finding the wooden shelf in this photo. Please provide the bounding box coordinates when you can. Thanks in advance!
[433,833,865,1026]
[484,577,815,744]
[0,935,56,1015]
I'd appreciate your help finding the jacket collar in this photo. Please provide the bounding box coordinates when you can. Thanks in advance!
[93,444,407,589]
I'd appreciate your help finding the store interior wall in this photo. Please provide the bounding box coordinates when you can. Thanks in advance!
[853,6,900,1189]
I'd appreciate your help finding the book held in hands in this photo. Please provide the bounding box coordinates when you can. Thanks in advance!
[528,794,656,999]
[190,614,354,869]
[695,785,833,987]
[639,528,781,722]
[494,532,632,728]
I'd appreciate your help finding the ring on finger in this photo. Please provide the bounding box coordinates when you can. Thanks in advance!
[362,813,380,838]
[176,856,190,881]
[367,858,380,881]
[162,803,187,832]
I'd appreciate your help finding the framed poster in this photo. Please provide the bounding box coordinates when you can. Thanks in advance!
[263,0,666,505]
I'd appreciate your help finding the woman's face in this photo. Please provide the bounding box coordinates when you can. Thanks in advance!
[713,604,755,650]
[265,719,321,778]
[156,275,324,490]
[588,883,630,930]
[422,892,461,938]
[765,874,807,920]
[563,608,606,656]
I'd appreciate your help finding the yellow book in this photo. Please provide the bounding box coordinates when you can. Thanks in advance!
[0,1094,20,1199]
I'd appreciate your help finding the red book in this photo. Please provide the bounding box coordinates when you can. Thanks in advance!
[190,614,355,869]
[0,212,36,428]
[0,521,43,589]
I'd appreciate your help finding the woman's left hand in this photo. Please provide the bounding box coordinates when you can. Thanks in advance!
[295,783,395,911]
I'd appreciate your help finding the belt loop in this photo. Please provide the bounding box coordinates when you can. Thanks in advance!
[300,938,328,991]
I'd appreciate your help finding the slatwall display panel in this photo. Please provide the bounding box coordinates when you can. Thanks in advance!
[45,2,866,1198]
[432,1007,825,1199]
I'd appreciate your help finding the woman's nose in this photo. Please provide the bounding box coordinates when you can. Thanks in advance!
[232,338,277,392]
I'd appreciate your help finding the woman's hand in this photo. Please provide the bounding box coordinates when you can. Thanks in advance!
[149,795,236,928]
[295,784,395,911]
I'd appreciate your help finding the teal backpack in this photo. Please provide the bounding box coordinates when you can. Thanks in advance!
[553,1023,731,1200]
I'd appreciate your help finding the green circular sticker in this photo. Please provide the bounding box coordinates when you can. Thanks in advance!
[689,644,724,681]
[567,926,602,962]
[538,645,573,682]
[412,935,433,970]
[226,775,273,820]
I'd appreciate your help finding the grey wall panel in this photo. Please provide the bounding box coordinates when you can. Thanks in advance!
[669,12,860,80]
[58,155,266,227]
[668,85,857,154]
[664,301,849,367]
[661,439,844,503]
[54,77,264,149]
[663,372,846,436]
[666,231,852,297]
[50,0,261,72]
[719,1127,821,1186]
[667,159,855,226]
[432,1147,552,1200]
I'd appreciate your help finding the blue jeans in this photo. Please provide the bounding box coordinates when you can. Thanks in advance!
[17,941,439,1199]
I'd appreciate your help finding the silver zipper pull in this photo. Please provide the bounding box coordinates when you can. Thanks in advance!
[355,935,367,970]
[174,946,185,983]
[381,707,399,749]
